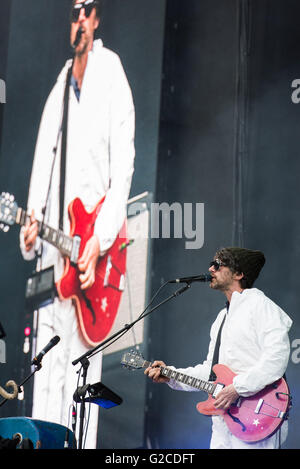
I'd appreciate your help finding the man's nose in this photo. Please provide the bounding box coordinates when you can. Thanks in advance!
[78,7,86,21]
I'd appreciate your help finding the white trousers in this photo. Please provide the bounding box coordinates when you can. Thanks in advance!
[31,297,102,449]
[210,415,288,449]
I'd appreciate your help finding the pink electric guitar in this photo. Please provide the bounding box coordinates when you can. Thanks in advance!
[121,351,291,443]
[0,192,129,347]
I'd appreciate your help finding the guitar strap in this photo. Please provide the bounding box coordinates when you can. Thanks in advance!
[59,65,73,231]
[208,304,228,382]
[208,304,289,390]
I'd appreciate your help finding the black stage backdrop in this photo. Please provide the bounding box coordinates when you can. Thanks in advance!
[0,0,299,450]
[0,1,11,156]
[146,0,300,449]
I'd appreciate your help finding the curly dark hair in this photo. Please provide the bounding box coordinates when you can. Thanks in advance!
[214,247,250,289]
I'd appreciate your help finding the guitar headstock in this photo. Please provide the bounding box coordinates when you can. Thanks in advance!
[0,192,18,232]
[121,350,145,370]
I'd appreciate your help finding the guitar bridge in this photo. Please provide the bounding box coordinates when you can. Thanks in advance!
[104,255,125,292]
[254,398,264,414]
[71,236,81,264]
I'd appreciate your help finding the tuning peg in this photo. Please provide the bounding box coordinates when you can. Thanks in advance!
[0,224,9,233]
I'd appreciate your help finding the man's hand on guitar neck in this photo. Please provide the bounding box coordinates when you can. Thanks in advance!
[144,360,170,383]
[214,384,239,410]
[23,210,38,252]
[78,234,101,290]
[23,210,101,290]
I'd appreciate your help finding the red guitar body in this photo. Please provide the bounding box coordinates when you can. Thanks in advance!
[196,364,290,443]
[56,197,127,347]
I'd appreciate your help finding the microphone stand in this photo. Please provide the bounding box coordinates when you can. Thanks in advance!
[72,281,192,449]
[0,362,42,408]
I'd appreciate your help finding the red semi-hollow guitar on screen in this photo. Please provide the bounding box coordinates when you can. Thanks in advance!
[0,192,129,347]
[121,350,292,443]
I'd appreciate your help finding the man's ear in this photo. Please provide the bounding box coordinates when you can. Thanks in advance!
[94,16,100,32]
[233,271,244,282]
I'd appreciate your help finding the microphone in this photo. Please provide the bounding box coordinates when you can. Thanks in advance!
[169,273,212,284]
[72,26,83,49]
[31,336,60,365]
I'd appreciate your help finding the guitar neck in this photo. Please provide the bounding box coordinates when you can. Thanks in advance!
[16,207,74,259]
[143,360,216,396]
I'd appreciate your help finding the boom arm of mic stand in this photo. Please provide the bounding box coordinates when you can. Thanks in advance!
[0,362,42,408]
[72,282,191,449]
[72,282,191,367]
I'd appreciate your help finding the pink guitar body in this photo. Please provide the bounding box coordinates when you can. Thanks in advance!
[120,351,292,444]
[196,364,290,443]
[56,197,127,347]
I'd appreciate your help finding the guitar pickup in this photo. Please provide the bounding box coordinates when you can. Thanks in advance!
[104,256,112,287]
[71,236,81,264]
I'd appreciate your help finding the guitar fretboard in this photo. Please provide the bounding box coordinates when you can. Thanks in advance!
[143,360,216,395]
[17,207,74,259]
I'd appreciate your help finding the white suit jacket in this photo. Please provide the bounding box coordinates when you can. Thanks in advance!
[20,39,135,278]
[168,288,292,397]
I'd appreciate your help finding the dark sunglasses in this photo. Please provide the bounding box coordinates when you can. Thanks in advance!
[71,0,97,22]
[209,259,226,271]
